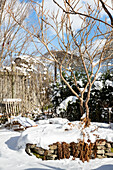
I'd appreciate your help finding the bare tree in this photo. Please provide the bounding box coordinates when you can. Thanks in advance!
[0,0,31,67]
[7,0,113,126]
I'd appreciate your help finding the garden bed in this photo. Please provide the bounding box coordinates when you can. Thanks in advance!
[25,139,113,162]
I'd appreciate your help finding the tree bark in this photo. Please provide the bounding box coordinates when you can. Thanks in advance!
[80,95,84,116]
[85,83,92,119]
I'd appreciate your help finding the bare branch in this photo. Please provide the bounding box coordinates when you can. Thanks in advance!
[53,0,113,28]
[99,0,113,25]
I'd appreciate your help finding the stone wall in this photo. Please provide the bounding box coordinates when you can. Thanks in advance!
[96,140,113,158]
[25,139,113,162]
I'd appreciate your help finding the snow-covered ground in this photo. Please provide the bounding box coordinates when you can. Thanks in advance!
[0,118,113,170]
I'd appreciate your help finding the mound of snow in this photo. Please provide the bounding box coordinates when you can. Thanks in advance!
[17,118,113,151]
[38,118,69,125]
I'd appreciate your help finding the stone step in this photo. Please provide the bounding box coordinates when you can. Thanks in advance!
[105,153,113,157]
[49,144,57,150]
[105,143,111,148]
[46,154,57,160]
[97,150,105,155]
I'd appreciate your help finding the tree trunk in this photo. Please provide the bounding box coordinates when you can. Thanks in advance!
[83,84,92,127]
[80,99,84,116]
[54,61,57,82]
[85,83,92,119]
[85,102,89,119]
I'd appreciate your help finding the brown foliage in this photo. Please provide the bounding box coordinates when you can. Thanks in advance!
[80,117,91,128]
[70,142,78,158]
[62,142,70,159]
[57,142,62,159]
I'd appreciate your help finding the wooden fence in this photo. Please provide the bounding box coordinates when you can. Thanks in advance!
[0,68,41,115]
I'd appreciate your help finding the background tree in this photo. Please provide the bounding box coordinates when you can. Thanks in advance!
[51,70,113,122]
[0,0,31,68]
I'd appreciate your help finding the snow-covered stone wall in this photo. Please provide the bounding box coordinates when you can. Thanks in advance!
[25,139,113,162]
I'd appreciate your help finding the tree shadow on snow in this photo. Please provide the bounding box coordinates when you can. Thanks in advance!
[98,125,111,129]
[25,169,63,170]
[92,164,113,170]
[5,136,20,151]
[25,163,65,170]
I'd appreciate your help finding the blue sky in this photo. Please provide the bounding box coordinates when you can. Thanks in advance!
[17,0,113,57]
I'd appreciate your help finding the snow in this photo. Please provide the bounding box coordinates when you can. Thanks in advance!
[95,73,102,80]
[32,108,41,114]
[3,66,11,72]
[56,91,61,97]
[81,113,86,119]
[105,80,113,87]
[93,74,113,90]
[10,115,37,127]
[44,71,47,74]
[77,79,83,87]
[3,98,21,102]
[17,119,113,150]
[0,118,113,170]
[15,55,45,67]
[57,96,77,115]
[0,119,113,170]
[20,63,28,68]
[94,81,103,90]
[38,118,69,125]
